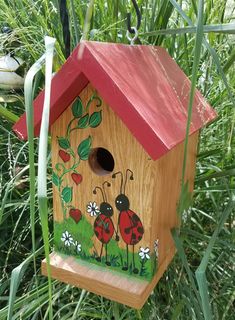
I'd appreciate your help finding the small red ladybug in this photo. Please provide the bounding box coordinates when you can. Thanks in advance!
[93,182,116,266]
[112,169,144,274]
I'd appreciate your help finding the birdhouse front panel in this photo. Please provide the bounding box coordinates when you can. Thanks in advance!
[51,83,158,282]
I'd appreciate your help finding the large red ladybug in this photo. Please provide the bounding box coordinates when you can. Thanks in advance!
[93,182,115,266]
[112,170,144,274]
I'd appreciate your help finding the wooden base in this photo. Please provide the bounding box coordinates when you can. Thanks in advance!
[41,247,176,309]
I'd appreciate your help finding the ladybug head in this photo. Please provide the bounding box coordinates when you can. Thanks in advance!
[93,182,113,216]
[100,202,113,217]
[115,194,129,211]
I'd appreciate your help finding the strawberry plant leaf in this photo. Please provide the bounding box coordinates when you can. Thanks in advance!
[89,111,102,128]
[72,97,83,118]
[57,137,70,149]
[78,114,89,128]
[62,186,73,203]
[77,136,92,160]
[52,171,61,187]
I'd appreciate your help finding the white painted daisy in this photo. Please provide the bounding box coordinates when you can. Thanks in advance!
[139,247,150,260]
[154,239,159,257]
[87,201,100,217]
[74,240,82,253]
[61,231,74,246]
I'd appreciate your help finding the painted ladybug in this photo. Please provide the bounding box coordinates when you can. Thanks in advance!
[93,182,116,266]
[112,169,144,274]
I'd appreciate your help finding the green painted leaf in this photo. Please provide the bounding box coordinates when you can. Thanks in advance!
[52,171,60,187]
[62,187,73,203]
[89,111,102,128]
[72,97,83,118]
[78,114,89,128]
[57,137,70,149]
[77,136,92,160]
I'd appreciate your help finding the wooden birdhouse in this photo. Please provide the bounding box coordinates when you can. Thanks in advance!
[13,41,217,309]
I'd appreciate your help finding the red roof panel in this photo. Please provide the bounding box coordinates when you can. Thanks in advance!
[13,41,217,160]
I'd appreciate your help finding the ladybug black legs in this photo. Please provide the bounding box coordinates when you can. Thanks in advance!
[122,244,129,271]
[105,244,111,266]
[132,245,138,274]
[96,243,103,262]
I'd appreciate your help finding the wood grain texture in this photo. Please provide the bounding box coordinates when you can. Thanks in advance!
[151,132,199,267]
[41,248,176,309]
[51,83,155,253]
[50,82,199,292]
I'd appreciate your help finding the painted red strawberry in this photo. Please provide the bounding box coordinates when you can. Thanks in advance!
[59,150,70,162]
[69,208,82,223]
[71,173,83,185]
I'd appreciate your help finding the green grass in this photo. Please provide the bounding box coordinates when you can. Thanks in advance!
[54,218,154,281]
[0,0,235,319]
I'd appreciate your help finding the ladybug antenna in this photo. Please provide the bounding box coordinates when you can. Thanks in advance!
[93,186,105,202]
[102,181,111,202]
[112,171,124,194]
[124,169,134,194]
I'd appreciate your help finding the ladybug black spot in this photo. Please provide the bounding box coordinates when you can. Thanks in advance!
[95,230,99,237]
[105,228,110,234]
[138,235,142,241]
[137,227,144,234]
[131,233,136,240]
[132,214,139,222]
[124,227,130,234]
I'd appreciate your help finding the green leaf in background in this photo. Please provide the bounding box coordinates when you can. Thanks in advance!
[62,187,73,203]
[72,97,83,118]
[52,171,61,187]
[57,137,70,149]
[77,136,92,160]
[89,111,102,128]
[78,114,89,128]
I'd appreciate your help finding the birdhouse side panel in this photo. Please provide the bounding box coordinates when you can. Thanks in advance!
[51,83,157,282]
[151,131,199,271]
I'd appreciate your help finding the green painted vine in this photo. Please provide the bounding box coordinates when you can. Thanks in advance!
[52,93,102,219]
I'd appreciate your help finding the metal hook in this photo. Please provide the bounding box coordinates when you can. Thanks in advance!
[127,0,142,34]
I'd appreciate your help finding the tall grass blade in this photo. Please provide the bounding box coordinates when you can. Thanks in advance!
[70,0,80,45]
[24,49,46,272]
[179,0,204,216]
[7,246,44,320]
[0,105,19,123]
[141,23,235,36]
[195,199,235,320]
[169,0,235,108]
[171,228,203,319]
[37,36,56,320]
[82,0,95,41]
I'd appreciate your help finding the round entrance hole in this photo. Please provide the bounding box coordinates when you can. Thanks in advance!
[88,147,115,176]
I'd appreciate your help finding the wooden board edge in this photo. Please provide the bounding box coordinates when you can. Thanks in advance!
[41,246,176,309]
[41,254,147,309]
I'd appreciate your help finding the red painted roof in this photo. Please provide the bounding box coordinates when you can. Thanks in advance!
[13,41,217,160]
